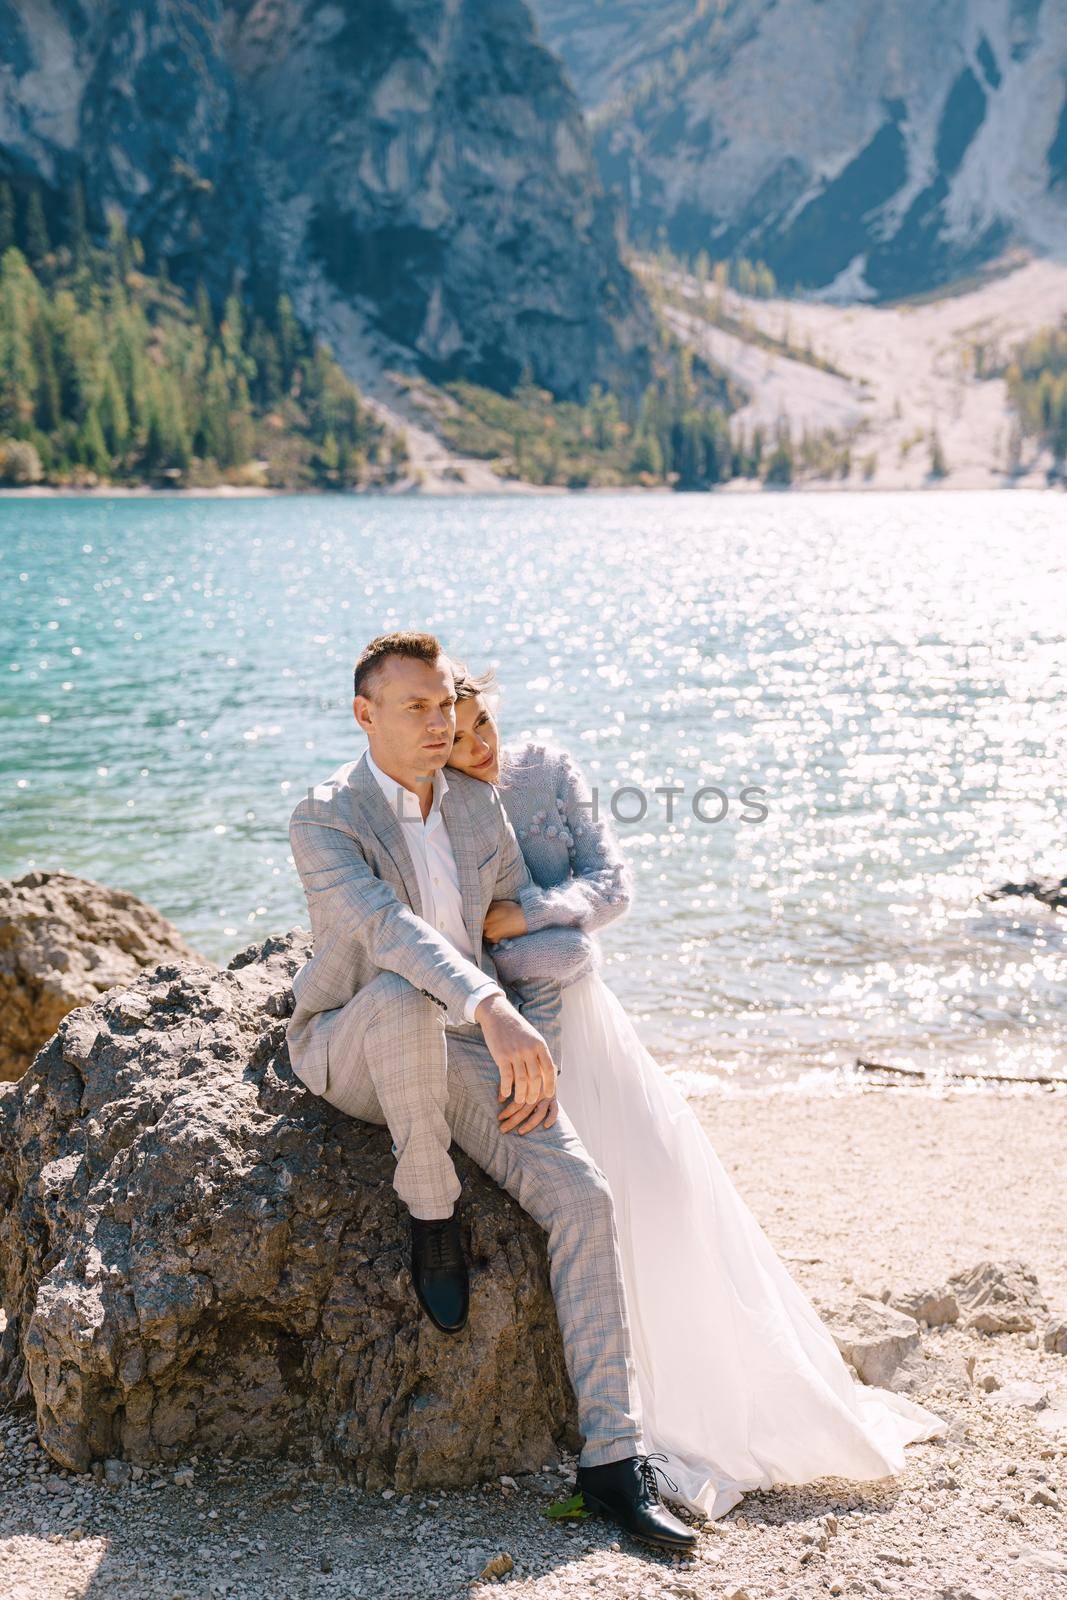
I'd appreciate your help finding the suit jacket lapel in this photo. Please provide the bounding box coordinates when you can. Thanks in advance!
[346,752,492,963]
[347,752,425,918]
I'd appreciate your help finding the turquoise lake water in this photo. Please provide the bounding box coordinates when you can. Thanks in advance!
[2,489,1065,1093]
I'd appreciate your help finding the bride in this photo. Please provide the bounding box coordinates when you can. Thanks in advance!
[445,661,948,1521]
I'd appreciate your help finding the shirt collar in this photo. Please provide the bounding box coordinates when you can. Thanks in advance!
[365,747,448,823]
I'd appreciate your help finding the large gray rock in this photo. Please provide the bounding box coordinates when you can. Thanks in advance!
[1035,1392,1067,1439]
[886,1344,973,1400]
[0,870,208,1082]
[947,1260,1047,1334]
[986,1380,1049,1411]
[0,930,579,1487]
[1043,1319,1067,1356]
[826,1297,922,1388]
[888,1283,959,1328]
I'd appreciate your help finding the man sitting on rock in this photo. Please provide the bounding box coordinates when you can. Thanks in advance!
[286,629,696,1555]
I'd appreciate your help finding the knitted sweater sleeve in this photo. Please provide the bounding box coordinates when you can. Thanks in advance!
[489,924,600,991]
[515,745,634,935]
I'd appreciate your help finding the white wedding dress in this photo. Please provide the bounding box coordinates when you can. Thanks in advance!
[556,969,949,1520]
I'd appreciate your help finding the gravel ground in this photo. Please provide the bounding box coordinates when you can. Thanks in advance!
[2,1086,1065,1600]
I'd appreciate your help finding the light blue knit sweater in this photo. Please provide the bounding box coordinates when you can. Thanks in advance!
[489,738,634,990]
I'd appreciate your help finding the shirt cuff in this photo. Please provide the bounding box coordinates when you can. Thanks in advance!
[464,980,504,1024]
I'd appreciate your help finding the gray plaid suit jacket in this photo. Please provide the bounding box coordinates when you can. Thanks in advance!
[286,749,561,1095]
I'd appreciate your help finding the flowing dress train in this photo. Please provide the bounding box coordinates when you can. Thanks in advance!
[556,969,949,1520]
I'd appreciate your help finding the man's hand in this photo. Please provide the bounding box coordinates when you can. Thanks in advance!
[484,899,528,943]
[474,991,557,1114]
[498,1093,559,1135]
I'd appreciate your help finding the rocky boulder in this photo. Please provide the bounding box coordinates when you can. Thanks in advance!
[985,1379,1050,1411]
[984,874,1067,912]
[0,870,209,1082]
[826,1297,922,1388]
[1043,1319,1067,1356]
[0,930,579,1488]
[947,1260,1048,1335]
[887,1282,960,1328]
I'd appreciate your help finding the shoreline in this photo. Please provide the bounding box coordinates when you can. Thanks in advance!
[0,477,1060,498]
[673,1070,1067,1100]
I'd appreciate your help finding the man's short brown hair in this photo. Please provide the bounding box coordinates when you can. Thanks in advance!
[353,630,446,702]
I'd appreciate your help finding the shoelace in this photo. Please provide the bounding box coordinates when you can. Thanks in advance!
[417,1218,462,1272]
[637,1451,679,1503]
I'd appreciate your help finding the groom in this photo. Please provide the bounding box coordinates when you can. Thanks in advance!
[286,630,696,1554]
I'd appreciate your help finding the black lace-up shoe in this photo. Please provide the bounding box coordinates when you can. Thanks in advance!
[575,1452,698,1554]
[409,1210,469,1332]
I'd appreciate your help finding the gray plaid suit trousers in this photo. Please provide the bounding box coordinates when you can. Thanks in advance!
[318,966,645,1469]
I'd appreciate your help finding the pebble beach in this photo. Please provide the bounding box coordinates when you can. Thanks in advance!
[2,1085,1064,1600]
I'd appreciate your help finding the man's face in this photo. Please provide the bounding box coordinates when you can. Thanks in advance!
[353,653,456,781]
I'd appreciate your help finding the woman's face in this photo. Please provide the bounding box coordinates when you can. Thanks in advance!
[447,692,500,782]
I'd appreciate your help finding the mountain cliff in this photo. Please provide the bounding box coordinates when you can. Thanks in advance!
[0,0,654,400]
[529,0,1067,300]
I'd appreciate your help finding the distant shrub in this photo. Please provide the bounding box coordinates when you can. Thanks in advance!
[0,438,43,484]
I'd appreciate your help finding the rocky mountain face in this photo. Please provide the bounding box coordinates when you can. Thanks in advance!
[0,0,653,399]
[529,0,1067,300]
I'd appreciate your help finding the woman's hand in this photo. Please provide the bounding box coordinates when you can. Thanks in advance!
[498,1092,559,1135]
[484,899,528,942]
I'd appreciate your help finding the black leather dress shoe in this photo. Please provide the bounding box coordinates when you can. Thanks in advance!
[575,1452,698,1554]
[409,1211,469,1333]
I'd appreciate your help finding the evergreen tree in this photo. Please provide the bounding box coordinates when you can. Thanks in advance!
[106,215,135,281]
[229,371,255,465]
[630,425,663,477]
[195,278,214,338]
[197,346,231,462]
[1003,316,1067,467]
[24,188,50,266]
[0,248,38,432]
[68,180,89,269]
[317,429,339,477]
[391,430,410,467]
[77,405,109,473]
[99,364,130,455]
[587,384,621,450]
[220,292,250,376]
[249,321,283,405]
[30,312,61,433]
[763,419,794,485]
[0,182,14,255]
[275,293,302,387]
[928,429,948,479]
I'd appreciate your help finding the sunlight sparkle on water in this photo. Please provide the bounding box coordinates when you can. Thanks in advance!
[2,489,1065,1092]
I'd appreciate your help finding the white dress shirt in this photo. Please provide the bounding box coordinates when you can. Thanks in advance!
[365,749,503,1023]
